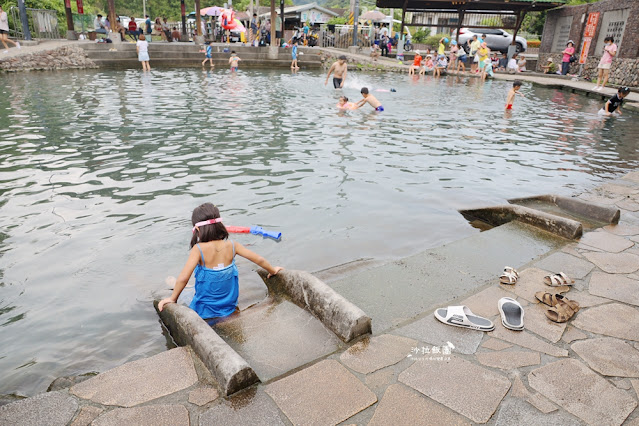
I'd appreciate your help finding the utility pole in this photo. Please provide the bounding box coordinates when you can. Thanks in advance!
[107,0,116,40]
[268,0,277,58]
[64,0,75,39]
[181,0,187,37]
[352,0,359,47]
[143,0,147,19]
[17,0,31,40]
[195,0,203,43]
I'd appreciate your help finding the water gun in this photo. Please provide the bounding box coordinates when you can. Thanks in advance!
[226,226,282,241]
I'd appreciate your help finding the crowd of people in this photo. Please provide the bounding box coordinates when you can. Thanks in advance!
[402,34,527,81]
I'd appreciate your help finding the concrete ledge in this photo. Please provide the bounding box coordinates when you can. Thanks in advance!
[460,204,583,239]
[153,301,259,396]
[257,269,372,342]
[508,194,620,224]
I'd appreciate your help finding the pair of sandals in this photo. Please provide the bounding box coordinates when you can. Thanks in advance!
[535,292,580,323]
[499,266,519,285]
[435,297,524,332]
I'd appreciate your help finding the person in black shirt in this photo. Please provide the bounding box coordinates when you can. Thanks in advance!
[601,87,630,116]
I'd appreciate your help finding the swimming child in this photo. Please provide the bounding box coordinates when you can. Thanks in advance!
[419,55,434,75]
[599,86,630,116]
[202,41,214,67]
[409,50,422,75]
[291,40,299,70]
[505,80,524,110]
[336,95,356,110]
[158,203,283,319]
[355,87,383,111]
[229,51,241,71]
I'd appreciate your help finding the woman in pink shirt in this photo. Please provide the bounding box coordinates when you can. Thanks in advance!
[561,40,575,75]
[594,36,617,90]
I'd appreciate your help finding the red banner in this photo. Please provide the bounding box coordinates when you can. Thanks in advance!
[76,0,84,14]
[579,38,591,65]
[584,12,599,38]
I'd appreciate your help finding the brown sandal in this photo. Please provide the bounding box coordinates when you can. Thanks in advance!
[545,299,577,323]
[535,292,580,312]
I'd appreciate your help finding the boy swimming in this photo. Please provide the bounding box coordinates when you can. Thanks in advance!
[229,51,241,71]
[336,96,356,110]
[600,86,630,116]
[355,87,383,111]
[505,80,524,110]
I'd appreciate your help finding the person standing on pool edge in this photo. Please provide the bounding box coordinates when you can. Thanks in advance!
[355,87,383,111]
[593,36,617,91]
[325,55,348,89]
[158,203,283,319]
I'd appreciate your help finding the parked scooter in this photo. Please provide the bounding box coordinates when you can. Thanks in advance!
[403,37,413,51]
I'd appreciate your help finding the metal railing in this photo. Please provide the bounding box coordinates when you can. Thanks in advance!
[320,25,373,50]
[9,7,60,39]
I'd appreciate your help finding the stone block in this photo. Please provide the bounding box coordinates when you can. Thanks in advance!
[534,252,594,280]
[488,323,568,357]
[604,223,639,236]
[92,404,189,426]
[70,347,198,407]
[561,325,587,343]
[188,387,219,407]
[495,398,581,426]
[523,304,567,343]
[368,384,470,426]
[572,303,639,341]
[528,359,637,425]
[265,360,377,425]
[475,351,541,370]
[578,231,634,253]
[582,252,639,274]
[339,334,417,374]
[589,271,639,306]
[0,392,78,426]
[481,338,513,351]
[199,389,285,425]
[399,355,511,423]
[70,406,103,426]
[572,337,639,377]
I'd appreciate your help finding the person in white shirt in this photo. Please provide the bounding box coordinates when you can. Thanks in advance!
[94,14,107,35]
[136,34,150,71]
[0,5,20,53]
[507,53,518,74]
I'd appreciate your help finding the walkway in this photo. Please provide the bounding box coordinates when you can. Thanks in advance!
[3,172,639,425]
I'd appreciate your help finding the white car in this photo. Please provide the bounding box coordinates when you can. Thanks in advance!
[453,28,527,53]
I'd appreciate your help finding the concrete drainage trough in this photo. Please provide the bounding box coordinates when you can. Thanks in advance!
[460,194,620,239]
[154,269,371,395]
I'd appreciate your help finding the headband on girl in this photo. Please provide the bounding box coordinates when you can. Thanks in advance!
[192,218,223,232]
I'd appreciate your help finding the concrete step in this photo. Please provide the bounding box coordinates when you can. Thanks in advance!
[91,58,321,69]
[84,50,321,61]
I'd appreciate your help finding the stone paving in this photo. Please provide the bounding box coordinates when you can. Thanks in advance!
[4,173,639,425]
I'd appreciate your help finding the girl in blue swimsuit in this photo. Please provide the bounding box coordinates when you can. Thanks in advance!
[158,203,283,319]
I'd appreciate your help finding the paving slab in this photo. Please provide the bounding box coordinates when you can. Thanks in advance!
[632,379,639,397]
[533,253,595,280]
[459,285,514,319]
[265,359,377,426]
[577,193,623,205]
[70,347,198,407]
[398,355,511,423]
[523,304,567,343]
[327,221,565,332]
[339,334,417,374]
[364,368,395,392]
[481,338,513,351]
[475,351,541,370]
[212,298,342,381]
[188,387,219,407]
[572,337,639,377]
[616,199,639,212]
[488,323,568,357]
[561,326,587,343]
[623,171,639,184]
[604,223,639,236]
[368,384,470,426]
[578,231,634,253]
[572,303,639,341]
[599,183,639,196]
[393,313,484,355]
[199,388,286,426]
[589,271,639,306]
[611,378,632,390]
[494,398,581,426]
[528,359,637,426]
[565,289,610,308]
[510,375,557,414]
[582,252,639,274]
[70,406,103,426]
[0,391,78,426]
[92,404,189,426]
[501,267,571,303]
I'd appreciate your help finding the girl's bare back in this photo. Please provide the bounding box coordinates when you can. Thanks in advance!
[198,240,234,268]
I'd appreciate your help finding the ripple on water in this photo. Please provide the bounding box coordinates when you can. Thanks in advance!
[0,69,638,396]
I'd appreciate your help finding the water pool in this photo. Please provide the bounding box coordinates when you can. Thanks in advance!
[1,68,638,396]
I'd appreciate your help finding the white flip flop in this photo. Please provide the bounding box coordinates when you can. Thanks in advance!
[434,305,495,332]
[498,297,524,331]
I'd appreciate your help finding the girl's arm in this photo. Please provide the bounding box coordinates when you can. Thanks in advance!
[158,247,201,311]
[235,242,282,277]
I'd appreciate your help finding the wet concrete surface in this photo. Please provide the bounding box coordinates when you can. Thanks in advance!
[212,296,343,381]
[327,221,567,333]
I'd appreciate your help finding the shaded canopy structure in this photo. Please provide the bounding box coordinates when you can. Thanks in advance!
[375,0,566,45]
